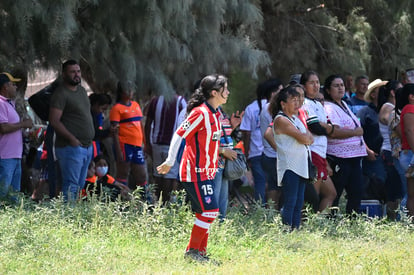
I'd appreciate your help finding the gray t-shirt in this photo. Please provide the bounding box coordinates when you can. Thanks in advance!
[50,85,95,147]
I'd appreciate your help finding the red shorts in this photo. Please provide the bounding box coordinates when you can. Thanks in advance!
[311,151,328,181]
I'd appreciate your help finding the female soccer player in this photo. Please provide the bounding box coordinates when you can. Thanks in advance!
[157,74,229,262]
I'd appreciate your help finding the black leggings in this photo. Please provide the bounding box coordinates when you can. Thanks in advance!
[328,156,363,214]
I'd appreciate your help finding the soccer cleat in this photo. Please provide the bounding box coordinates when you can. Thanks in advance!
[184,249,208,263]
[199,252,221,266]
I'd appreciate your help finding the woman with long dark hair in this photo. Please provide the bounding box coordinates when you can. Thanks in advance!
[377,81,404,219]
[240,79,276,203]
[323,75,366,215]
[300,71,337,212]
[157,74,229,262]
[260,78,283,209]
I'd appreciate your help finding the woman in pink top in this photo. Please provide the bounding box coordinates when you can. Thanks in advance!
[397,83,414,216]
[323,75,366,215]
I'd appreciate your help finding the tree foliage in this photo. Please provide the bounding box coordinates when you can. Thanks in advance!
[261,0,414,83]
[0,0,270,97]
[1,0,414,100]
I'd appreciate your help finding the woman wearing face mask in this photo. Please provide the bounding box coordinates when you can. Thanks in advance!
[84,155,131,201]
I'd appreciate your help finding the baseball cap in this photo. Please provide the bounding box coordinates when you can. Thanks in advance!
[289,74,302,85]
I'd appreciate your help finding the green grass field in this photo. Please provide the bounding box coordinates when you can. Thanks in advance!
[0,194,413,274]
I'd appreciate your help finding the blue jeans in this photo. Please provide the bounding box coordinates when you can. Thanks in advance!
[214,167,229,220]
[399,150,414,171]
[281,170,306,229]
[394,157,407,198]
[249,156,266,203]
[0,158,21,202]
[56,145,93,201]
[261,154,278,191]
[399,150,413,208]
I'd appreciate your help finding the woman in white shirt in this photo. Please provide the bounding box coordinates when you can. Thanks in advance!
[301,71,337,212]
[269,85,313,229]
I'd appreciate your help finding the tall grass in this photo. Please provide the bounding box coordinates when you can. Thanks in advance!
[0,194,413,274]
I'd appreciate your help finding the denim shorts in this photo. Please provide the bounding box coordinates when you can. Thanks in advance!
[399,150,414,172]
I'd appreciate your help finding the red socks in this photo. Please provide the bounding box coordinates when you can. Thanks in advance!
[198,231,209,256]
[186,211,218,254]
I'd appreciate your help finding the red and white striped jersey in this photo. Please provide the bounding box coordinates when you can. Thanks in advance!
[166,102,221,183]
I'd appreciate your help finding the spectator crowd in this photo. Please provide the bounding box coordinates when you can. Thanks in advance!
[2,60,414,261]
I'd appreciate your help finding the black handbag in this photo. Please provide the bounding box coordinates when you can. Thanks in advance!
[223,148,248,181]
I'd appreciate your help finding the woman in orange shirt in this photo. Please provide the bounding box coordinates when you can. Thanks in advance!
[110,81,150,202]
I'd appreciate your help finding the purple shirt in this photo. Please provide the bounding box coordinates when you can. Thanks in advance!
[0,95,23,159]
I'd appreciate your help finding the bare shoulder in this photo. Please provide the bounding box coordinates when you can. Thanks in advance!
[274,115,292,134]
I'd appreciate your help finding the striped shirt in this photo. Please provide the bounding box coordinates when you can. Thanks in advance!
[110,101,143,146]
[165,102,221,183]
[146,95,187,145]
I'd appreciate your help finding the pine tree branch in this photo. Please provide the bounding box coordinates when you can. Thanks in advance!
[292,4,326,15]
[371,33,385,60]
[303,22,340,33]
[289,18,331,63]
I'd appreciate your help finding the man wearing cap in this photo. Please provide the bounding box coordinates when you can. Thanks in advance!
[357,79,388,201]
[49,60,95,202]
[0,72,33,202]
[349,75,369,115]
[288,73,302,85]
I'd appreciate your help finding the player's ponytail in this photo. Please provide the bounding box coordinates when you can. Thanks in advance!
[187,74,227,113]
